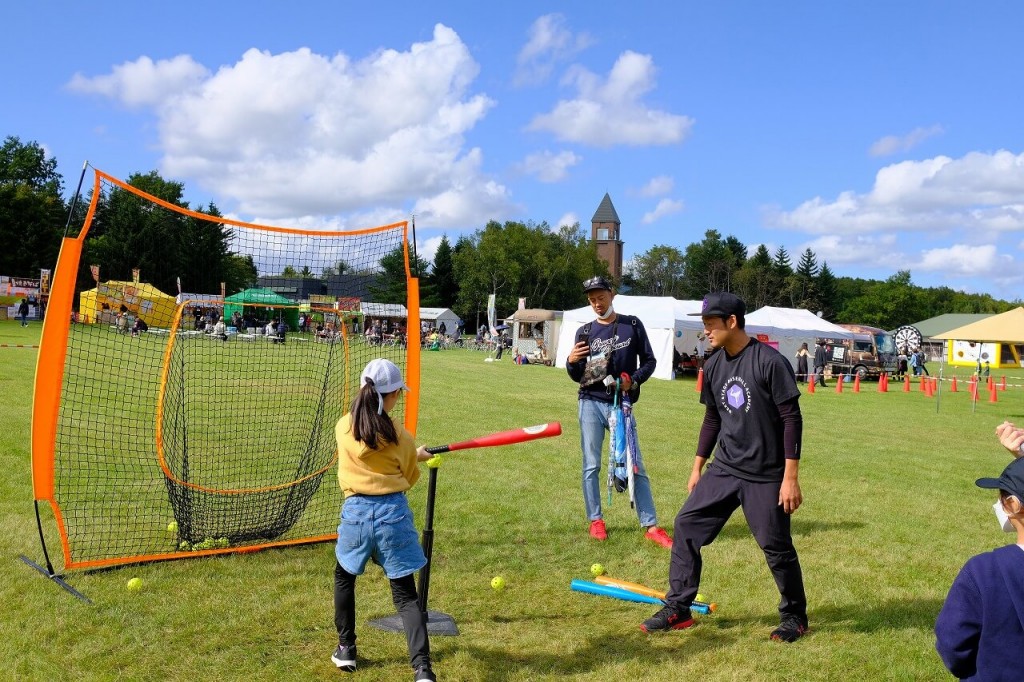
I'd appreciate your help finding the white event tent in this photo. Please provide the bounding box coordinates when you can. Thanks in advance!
[554,295,704,381]
[745,306,853,371]
[419,307,462,333]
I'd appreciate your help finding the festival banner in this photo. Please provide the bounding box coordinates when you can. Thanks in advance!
[487,293,497,337]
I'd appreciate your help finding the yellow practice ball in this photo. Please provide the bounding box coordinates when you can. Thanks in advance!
[126,578,143,593]
[426,455,443,469]
[167,521,178,533]
[696,593,706,603]
[590,563,605,577]
[490,576,506,591]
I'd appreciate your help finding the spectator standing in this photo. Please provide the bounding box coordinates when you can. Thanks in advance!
[813,341,828,388]
[18,298,30,326]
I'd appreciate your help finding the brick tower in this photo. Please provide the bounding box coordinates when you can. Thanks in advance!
[591,193,623,280]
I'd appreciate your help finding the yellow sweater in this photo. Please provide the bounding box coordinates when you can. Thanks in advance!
[335,413,420,498]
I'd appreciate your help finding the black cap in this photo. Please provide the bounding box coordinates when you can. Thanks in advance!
[688,292,746,318]
[583,276,613,293]
[976,457,1024,499]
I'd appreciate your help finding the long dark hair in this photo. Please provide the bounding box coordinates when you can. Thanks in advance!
[350,379,399,450]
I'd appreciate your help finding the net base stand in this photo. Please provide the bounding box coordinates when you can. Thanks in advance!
[368,610,459,636]
[19,555,92,603]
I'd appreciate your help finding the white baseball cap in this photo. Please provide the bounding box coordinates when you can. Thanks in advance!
[360,358,410,395]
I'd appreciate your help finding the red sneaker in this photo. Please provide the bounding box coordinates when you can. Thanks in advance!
[589,519,607,541]
[644,527,673,548]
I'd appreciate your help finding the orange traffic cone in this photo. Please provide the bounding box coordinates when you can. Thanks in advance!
[695,367,703,393]
[836,374,844,393]
[1001,376,1007,391]
[853,374,861,393]
[990,382,999,403]
[879,373,888,392]
[808,376,816,394]
[969,376,979,401]
[950,376,958,392]
[903,375,911,392]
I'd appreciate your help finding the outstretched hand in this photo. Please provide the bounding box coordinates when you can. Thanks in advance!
[996,421,1024,458]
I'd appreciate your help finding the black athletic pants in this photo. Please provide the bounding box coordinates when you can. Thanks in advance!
[666,464,807,622]
[334,562,430,669]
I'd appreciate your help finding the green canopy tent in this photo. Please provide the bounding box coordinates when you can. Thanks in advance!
[224,288,300,330]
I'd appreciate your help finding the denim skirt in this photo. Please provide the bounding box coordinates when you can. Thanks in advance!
[335,492,426,579]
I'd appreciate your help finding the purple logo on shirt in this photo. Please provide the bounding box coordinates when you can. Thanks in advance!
[726,383,746,410]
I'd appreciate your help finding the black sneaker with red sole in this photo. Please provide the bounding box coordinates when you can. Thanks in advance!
[640,605,695,633]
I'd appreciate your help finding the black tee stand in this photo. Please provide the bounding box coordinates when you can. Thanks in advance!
[369,452,458,636]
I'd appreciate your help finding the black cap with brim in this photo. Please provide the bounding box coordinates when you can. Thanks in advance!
[583,276,613,293]
[976,457,1024,498]
[688,291,746,318]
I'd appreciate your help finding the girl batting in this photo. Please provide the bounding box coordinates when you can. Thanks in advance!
[331,358,436,681]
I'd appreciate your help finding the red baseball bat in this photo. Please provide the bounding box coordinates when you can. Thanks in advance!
[424,422,561,454]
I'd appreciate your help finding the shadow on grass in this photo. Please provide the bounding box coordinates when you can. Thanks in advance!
[714,517,865,541]
[808,596,945,633]
[455,625,738,680]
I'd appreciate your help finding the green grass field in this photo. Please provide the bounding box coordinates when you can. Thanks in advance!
[2,317,1019,680]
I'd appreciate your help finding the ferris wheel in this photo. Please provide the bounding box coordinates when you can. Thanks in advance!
[893,325,923,353]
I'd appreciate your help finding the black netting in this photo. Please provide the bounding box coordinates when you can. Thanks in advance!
[47,171,413,567]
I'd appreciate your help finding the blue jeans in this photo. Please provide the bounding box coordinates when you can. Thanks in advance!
[578,398,657,527]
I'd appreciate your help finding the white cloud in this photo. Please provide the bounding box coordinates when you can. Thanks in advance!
[516,150,581,182]
[67,25,514,228]
[527,51,693,147]
[869,124,945,157]
[916,244,1008,276]
[770,150,1024,235]
[417,235,446,266]
[67,55,209,107]
[798,234,903,268]
[556,212,579,230]
[636,175,673,197]
[641,198,684,224]
[514,14,593,86]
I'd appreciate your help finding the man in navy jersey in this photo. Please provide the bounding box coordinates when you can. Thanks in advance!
[641,292,809,642]
[565,276,672,548]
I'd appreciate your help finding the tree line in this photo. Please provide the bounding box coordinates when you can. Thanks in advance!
[2,135,1018,330]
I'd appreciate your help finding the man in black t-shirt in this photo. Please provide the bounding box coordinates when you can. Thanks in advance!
[565,276,672,548]
[641,292,809,643]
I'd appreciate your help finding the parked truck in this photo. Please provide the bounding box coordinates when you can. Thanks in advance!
[819,324,897,380]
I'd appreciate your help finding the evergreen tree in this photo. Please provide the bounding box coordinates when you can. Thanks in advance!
[791,248,820,309]
[370,246,431,305]
[816,261,838,319]
[425,235,458,308]
[734,244,780,310]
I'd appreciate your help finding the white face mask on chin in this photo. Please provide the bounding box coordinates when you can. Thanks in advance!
[994,500,1015,533]
[597,305,615,320]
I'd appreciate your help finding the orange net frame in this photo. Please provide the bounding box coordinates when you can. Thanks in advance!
[31,169,421,570]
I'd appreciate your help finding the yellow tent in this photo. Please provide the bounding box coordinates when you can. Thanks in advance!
[79,280,178,328]
[931,307,1024,369]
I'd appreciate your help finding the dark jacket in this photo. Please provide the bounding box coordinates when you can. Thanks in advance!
[935,545,1024,681]
[813,344,827,368]
[565,313,656,403]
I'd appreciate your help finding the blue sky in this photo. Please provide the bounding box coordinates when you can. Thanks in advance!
[4,2,1024,300]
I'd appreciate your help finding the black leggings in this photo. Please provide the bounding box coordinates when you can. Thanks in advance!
[333,562,430,669]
